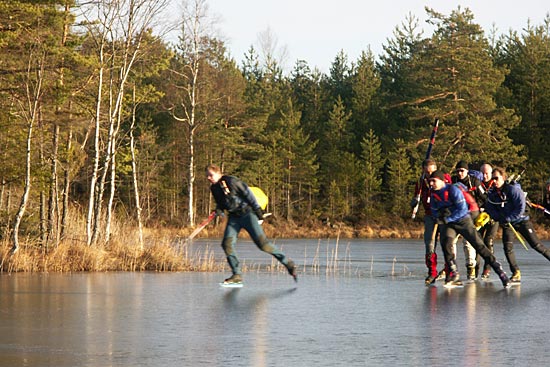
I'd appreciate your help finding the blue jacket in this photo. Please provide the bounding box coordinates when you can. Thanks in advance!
[485,182,528,224]
[430,183,469,223]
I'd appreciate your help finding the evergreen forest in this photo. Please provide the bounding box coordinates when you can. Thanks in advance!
[2,0,550,251]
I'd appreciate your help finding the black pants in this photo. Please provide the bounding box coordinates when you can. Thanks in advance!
[440,216,496,272]
[502,219,550,273]
[477,220,499,273]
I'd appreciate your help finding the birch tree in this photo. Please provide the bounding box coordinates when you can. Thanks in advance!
[11,45,46,253]
[170,0,216,226]
[0,1,64,252]
[79,0,169,245]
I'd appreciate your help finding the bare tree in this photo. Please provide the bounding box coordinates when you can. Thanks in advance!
[12,47,46,253]
[170,0,216,226]
[79,0,170,245]
[130,84,144,249]
[256,27,289,75]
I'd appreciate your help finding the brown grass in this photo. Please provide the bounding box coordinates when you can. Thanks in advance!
[0,239,188,273]
[0,220,218,273]
[2,213,549,274]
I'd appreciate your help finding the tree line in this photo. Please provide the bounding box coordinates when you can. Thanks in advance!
[1,1,550,250]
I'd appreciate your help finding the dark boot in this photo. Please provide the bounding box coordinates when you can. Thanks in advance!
[436,262,449,281]
[286,259,298,282]
[482,238,494,279]
[481,268,491,280]
[444,262,463,287]
[491,261,511,288]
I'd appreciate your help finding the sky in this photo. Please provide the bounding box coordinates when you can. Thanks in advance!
[191,0,550,73]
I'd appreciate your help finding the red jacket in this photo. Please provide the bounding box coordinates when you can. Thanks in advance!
[414,173,451,216]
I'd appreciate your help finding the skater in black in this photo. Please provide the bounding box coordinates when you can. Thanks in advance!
[428,170,510,288]
[206,164,297,286]
[477,163,499,279]
[485,167,550,283]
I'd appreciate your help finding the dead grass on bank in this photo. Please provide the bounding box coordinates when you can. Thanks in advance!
[258,218,424,240]
[2,215,549,274]
[0,240,183,273]
[0,224,224,273]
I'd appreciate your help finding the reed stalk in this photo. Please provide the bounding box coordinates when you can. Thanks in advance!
[1,228,417,279]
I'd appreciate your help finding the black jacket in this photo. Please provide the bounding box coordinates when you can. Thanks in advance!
[210,175,261,215]
[452,174,485,208]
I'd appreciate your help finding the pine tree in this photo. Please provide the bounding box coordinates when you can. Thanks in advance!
[349,50,380,155]
[318,97,353,180]
[375,12,426,142]
[289,60,325,144]
[360,129,384,219]
[378,7,525,171]
[258,99,318,220]
[324,50,353,105]
[386,139,415,218]
[494,17,550,166]
[0,0,86,249]
[316,98,358,219]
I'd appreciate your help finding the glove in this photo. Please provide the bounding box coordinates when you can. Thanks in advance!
[410,198,419,209]
[215,209,224,218]
[437,208,451,224]
[436,217,447,225]
[254,208,264,220]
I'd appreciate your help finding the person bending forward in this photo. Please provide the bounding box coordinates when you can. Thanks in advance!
[428,170,510,288]
[206,164,297,285]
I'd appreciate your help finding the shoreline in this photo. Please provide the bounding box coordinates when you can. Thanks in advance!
[2,220,549,273]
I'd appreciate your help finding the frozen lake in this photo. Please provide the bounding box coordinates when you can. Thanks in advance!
[2,238,550,366]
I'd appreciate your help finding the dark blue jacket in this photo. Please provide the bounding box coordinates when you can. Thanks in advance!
[485,182,528,224]
[430,183,469,223]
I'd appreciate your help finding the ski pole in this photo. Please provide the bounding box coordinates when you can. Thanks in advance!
[412,118,440,219]
[187,211,217,242]
[431,223,439,243]
[506,168,525,184]
[258,212,272,225]
[507,222,528,251]
[527,200,550,216]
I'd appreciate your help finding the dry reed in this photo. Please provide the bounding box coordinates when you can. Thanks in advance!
[0,210,435,276]
[0,235,415,278]
[0,217,221,273]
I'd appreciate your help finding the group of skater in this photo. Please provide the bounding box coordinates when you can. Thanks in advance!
[413,158,550,288]
[203,158,550,288]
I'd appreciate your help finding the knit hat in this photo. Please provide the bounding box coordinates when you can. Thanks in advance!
[455,160,468,170]
[430,170,446,182]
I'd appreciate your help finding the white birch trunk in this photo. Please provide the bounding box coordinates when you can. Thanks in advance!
[81,0,170,244]
[61,129,72,240]
[47,123,60,247]
[172,0,211,227]
[130,85,144,250]
[12,120,34,253]
[87,56,104,246]
[12,51,44,253]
